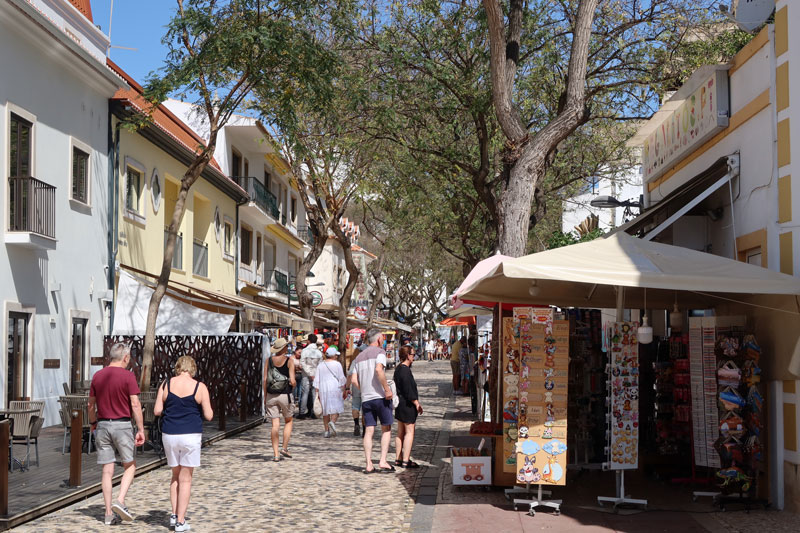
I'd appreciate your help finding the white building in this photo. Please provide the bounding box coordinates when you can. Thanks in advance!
[164,100,312,330]
[561,167,643,234]
[0,0,124,423]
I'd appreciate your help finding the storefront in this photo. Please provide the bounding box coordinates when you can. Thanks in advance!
[452,233,800,512]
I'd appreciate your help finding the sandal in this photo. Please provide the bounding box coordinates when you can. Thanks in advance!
[272,456,281,462]
[394,459,403,467]
[362,468,377,474]
[378,465,396,473]
[280,449,293,458]
[403,460,421,469]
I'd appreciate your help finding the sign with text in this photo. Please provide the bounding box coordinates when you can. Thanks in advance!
[642,70,729,183]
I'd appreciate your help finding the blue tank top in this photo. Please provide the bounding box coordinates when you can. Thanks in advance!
[161,379,203,435]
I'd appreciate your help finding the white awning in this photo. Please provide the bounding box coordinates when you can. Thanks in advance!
[113,270,234,335]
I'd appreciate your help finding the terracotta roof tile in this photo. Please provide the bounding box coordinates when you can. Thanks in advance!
[106,58,243,193]
[69,0,92,22]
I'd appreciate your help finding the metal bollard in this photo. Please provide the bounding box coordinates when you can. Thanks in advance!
[69,410,82,487]
[218,385,226,431]
[239,382,247,423]
[1,419,9,515]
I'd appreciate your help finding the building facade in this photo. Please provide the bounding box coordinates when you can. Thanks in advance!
[0,0,123,423]
[628,6,800,509]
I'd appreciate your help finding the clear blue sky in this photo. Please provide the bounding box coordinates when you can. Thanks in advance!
[92,0,176,84]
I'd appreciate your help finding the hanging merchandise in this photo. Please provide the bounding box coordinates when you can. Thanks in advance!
[502,317,521,472]
[515,319,569,486]
[605,321,640,469]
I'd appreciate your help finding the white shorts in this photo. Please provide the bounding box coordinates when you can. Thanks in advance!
[162,433,202,468]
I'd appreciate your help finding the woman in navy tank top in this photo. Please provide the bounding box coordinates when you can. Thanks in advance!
[154,356,214,532]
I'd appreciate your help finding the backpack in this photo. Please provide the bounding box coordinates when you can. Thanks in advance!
[267,357,291,394]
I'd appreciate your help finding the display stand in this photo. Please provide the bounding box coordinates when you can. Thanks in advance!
[597,470,648,510]
[504,485,551,500]
[513,484,561,516]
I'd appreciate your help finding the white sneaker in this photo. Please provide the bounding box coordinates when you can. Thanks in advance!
[175,520,191,532]
[112,502,133,522]
[323,430,331,438]
[329,421,337,436]
[170,514,177,528]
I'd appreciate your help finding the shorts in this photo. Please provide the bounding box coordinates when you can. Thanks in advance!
[95,420,135,465]
[265,392,295,420]
[460,357,470,380]
[163,433,202,467]
[350,385,362,411]
[362,398,393,427]
[450,360,460,376]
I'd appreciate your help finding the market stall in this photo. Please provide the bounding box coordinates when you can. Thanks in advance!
[453,232,800,512]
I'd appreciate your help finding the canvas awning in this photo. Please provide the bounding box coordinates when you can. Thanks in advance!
[447,304,493,318]
[456,232,800,310]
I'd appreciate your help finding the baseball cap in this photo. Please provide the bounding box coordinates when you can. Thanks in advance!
[316,337,324,345]
[270,338,289,354]
[326,346,340,357]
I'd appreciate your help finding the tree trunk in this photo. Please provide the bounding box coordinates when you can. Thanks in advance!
[294,219,328,321]
[333,227,361,373]
[141,154,210,390]
[365,250,386,330]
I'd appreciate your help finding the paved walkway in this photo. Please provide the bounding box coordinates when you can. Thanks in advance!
[12,363,452,532]
[11,361,800,532]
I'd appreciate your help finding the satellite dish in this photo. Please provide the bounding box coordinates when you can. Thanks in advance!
[730,0,774,33]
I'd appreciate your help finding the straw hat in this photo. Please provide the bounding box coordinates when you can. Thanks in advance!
[270,338,289,354]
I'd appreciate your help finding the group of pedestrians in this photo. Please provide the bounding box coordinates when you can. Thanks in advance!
[88,343,212,531]
[424,338,449,361]
[85,328,424,529]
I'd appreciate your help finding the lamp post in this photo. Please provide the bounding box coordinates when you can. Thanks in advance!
[589,195,642,225]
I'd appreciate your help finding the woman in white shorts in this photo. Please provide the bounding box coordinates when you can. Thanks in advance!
[154,356,213,532]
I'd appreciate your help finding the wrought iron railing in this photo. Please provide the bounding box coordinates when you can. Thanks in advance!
[297,225,315,246]
[193,239,208,277]
[234,176,279,219]
[8,176,56,238]
[164,227,183,270]
[265,269,289,295]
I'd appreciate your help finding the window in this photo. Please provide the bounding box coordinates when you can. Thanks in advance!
[241,226,252,265]
[231,149,242,177]
[214,207,222,242]
[256,235,262,271]
[736,229,767,269]
[291,197,297,223]
[244,158,249,177]
[7,311,30,404]
[71,147,89,204]
[126,166,143,214]
[9,113,32,178]
[265,239,275,270]
[223,218,234,258]
[264,170,271,191]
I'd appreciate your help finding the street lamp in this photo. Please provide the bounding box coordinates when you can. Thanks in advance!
[589,195,641,209]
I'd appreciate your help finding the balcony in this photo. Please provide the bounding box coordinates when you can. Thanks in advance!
[297,225,314,246]
[164,227,183,270]
[235,176,279,220]
[6,176,56,249]
[193,239,208,277]
[264,269,289,295]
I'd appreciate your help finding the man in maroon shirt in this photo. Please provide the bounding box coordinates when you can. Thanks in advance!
[88,343,145,525]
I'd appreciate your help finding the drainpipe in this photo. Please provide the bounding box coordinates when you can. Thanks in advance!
[107,106,122,333]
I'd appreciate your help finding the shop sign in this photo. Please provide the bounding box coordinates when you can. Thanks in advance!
[311,291,323,307]
[641,69,729,183]
[90,357,105,366]
[273,313,291,327]
[354,306,368,320]
[245,308,271,323]
[43,359,61,369]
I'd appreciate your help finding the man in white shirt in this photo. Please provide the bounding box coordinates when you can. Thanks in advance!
[299,334,323,419]
[351,329,394,473]
[425,338,436,362]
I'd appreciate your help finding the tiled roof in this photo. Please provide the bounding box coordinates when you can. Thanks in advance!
[107,58,235,182]
[69,0,92,22]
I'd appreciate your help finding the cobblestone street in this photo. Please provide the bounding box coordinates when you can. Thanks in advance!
[11,361,800,533]
[13,363,453,533]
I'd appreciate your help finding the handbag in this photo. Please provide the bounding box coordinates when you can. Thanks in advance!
[313,396,323,417]
[386,379,400,408]
[717,360,741,388]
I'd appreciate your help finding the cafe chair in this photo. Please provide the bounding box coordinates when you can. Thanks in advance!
[9,400,45,471]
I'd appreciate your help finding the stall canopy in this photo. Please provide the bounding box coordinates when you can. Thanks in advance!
[451,252,511,308]
[447,304,493,318]
[455,232,800,310]
[440,316,476,327]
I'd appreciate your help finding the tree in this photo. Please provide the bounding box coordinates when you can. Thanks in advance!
[136,0,342,389]
[482,0,718,257]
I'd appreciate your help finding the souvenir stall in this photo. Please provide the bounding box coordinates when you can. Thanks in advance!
[454,232,800,513]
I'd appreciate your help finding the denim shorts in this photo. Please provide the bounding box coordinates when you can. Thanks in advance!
[350,385,362,411]
[362,398,393,427]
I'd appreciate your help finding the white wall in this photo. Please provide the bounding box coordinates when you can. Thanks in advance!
[0,2,119,425]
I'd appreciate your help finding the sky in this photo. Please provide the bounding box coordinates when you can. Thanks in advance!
[92,0,176,84]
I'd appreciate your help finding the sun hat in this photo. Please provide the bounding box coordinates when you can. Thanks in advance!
[270,338,289,354]
[325,346,340,357]
[297,334,309,343]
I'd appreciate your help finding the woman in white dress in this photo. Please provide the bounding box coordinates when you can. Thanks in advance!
[314,346,346,437]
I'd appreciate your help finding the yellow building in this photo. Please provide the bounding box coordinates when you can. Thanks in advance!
[107,60,252,332]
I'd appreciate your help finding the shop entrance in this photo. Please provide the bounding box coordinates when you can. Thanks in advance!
[7,311,30,405]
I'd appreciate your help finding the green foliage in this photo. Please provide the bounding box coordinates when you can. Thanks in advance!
[546,228,605,250]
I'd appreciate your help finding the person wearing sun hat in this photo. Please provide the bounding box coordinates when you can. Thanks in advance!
[314,346,347,437]
[263,338,296,461]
